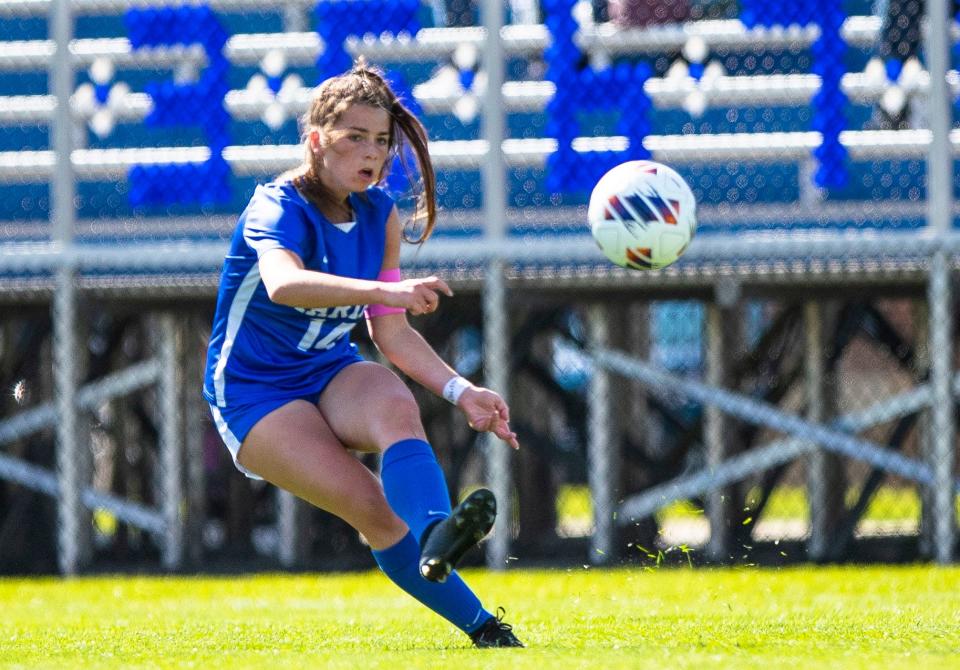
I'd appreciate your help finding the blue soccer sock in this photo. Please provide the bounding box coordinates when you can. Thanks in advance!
[380,438,451,544]
[372,531,492,633]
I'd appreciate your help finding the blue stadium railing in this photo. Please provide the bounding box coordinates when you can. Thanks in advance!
[0,1,952,241]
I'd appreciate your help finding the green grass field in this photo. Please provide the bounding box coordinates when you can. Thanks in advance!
[2,566,959,669]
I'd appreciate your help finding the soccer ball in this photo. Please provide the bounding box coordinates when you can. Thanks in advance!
[588,160,697,270]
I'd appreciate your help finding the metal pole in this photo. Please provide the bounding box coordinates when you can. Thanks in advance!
[282,4,308,32]
[705,303,732,561]
[804,301,827,560]
[928,251,955,564]
[159,313,184,570]
[587,304,616,565]
[927,0,951,237]
[54,267,79,575]
[277,489,308,568]
[805,301,842,561]
[50,0,75,247]
[482,264,511,569]
[913,301,934,557]
[481,0,507,242]
[50,0,80,576]
[926,0,956,564]
[183,317,207,567]
[75,320,93,567]
[480,0,511,570]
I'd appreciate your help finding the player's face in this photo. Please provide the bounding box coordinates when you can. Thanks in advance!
[313,104,392,201]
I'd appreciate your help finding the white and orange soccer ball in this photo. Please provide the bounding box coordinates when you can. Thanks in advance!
[587,160,697,270]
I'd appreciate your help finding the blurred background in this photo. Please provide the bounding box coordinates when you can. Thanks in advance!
[0,0,957,576]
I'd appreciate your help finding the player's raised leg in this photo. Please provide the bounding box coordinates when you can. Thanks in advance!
[317,361,498,571]
[318,362,522,646]
[237,398,497,637]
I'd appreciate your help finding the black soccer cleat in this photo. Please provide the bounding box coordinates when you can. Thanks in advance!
[469,608,524,648]
[419,488,497,583]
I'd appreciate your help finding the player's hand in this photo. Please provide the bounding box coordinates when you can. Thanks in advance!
[457,387,520,450]
[381,276,453,315]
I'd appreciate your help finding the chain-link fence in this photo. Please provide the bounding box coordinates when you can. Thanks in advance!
[0,0,956,574]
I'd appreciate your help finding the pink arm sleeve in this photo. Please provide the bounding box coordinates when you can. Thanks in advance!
[364,268,406,318]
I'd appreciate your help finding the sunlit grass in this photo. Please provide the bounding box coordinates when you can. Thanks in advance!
[556,484,960,529]
[2,566,958,669]
[91,485,947,550]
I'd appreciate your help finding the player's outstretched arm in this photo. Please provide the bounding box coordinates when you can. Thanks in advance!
[368,205,518,449]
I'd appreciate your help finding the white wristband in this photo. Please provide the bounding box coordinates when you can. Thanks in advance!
[442,375,472,405]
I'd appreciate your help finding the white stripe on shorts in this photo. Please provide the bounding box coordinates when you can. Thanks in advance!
[209,404,263,481]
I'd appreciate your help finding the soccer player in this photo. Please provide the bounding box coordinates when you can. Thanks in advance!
[202,62,523,648]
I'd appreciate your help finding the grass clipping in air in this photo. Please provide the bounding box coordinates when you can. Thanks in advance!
[2,566,958,669]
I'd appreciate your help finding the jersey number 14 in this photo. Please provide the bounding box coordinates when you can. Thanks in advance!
[297,319,357,351]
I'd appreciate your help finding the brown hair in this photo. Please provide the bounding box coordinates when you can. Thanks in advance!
[279,61,437,243]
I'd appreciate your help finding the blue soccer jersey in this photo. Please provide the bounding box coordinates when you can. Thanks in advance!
[203,181,393,409]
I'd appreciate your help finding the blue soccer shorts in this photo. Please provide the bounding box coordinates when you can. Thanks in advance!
[207,356,361,479]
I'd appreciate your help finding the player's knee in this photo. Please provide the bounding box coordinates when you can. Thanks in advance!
[382,384,419,414]
[370,388,425,445]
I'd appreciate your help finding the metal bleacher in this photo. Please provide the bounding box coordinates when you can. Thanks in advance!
[1,1,959,575]
[0,0,957,296]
